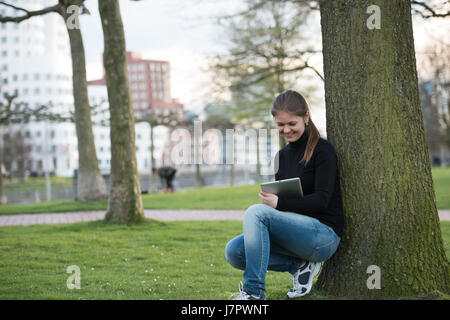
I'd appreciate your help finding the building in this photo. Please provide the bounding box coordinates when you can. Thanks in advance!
[419,80,450,165]
[0,0,77,177]
[87,83,169,174]
[88,52,184,118]
[88,51,186,170]
[0,4,180,178]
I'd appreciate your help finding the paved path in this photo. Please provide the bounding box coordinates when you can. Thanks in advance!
[0,210,245,227]
[0,209,449,227]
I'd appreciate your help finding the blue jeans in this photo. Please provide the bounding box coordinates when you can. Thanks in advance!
[225,204,340,297]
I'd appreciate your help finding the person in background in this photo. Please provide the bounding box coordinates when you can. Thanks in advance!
[158,166,177,193]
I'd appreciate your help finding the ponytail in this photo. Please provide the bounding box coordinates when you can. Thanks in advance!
[301,120,320,165]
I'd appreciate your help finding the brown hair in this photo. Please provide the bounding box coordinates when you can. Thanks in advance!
[271,90,320,165]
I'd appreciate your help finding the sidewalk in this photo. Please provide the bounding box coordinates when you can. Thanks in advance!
[0,209,245,227]
[0,209,449,227]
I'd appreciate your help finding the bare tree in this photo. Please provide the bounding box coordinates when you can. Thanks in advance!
[0,92,65,204]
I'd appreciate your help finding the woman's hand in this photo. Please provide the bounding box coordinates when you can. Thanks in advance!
[259,190,278,208]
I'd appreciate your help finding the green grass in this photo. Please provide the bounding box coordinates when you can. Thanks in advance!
[0,166,448,215]
[432,167,450,210]
[441,220,450,261]
[0,220,287,300]
[0,220,448,300]
[0,184,260,215]
[140,184,260,210]
[0,198,108,215]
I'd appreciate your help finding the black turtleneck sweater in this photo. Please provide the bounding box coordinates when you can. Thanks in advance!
[274,132,344,238]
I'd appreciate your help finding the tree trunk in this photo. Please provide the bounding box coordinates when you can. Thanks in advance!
[0,147,4,204]
[149,122,158,192]
[99,0,145,224]
[60,5,107,202]
[255,133,261,182]
[317,0,449,298]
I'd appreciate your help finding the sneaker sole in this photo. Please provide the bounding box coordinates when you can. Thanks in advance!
[286,262,322,298]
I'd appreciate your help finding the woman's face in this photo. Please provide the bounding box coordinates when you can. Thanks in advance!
[274,111,309,143]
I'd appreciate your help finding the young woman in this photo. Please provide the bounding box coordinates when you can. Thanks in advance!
[226,90,344,300]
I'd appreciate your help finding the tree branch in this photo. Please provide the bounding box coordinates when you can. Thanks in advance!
[0,1,61,23]
[411,0,450,18]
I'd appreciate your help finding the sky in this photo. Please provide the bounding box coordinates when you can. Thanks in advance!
[79,0,449,134]
[80,0,242,114]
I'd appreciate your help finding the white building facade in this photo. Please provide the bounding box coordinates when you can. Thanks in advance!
[0,1,164,178]
[88,83,169,175]
[1,0,77,177]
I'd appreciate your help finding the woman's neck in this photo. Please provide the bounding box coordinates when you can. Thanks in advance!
[290,131,309,148]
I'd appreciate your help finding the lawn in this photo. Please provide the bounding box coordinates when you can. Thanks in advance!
[0,184,260,215]
[0,220,289,300]
[0,219,448,300]
[0,166,449,215]
[432,167,450,210]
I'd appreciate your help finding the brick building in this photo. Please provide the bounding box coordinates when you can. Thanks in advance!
[88,52,184,118]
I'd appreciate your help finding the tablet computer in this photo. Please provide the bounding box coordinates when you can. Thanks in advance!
[261,177,303,197]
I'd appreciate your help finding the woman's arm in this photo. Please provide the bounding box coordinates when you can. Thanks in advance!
[276,143,338,213]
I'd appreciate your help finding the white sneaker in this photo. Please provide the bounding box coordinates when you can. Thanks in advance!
[229,281,267,300]
[287,261,322,298]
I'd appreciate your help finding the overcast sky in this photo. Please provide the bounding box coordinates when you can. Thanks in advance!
[80,0,242,112]
[79,0,449,133]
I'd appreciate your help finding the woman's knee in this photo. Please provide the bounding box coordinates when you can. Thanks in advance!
[244,204,272,223]
[225,235,245,270]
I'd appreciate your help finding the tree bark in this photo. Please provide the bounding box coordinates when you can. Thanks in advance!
[98,0,145,224]
[0,147,4,204]
[317,0,449,298]
[60,3,107,202]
